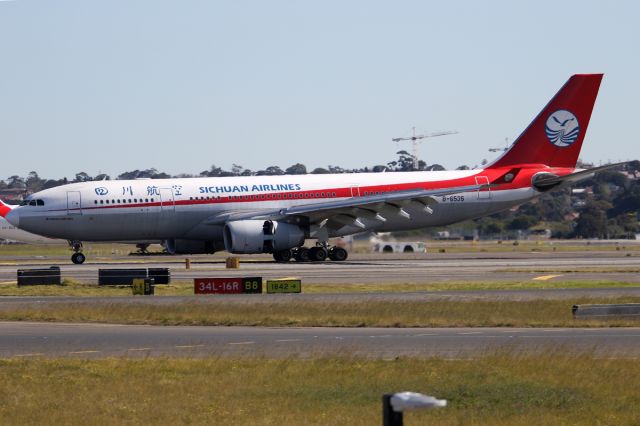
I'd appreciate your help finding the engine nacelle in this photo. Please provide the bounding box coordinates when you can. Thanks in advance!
[223,220,305,254]
[163,239,218,254]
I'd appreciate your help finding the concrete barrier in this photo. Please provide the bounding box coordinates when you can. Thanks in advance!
[572,303,640,318]
[148,268,170,285]
[98,268,148,286]
[17,267,61,286]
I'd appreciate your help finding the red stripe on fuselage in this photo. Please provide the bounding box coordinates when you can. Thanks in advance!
[46,167,571,214]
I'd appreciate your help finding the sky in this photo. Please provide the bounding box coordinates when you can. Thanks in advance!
[0,0,638,179]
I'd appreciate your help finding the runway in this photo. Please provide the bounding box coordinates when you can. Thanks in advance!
[1,251,639,284]
[2,322,640,359]
[1,251,639,360]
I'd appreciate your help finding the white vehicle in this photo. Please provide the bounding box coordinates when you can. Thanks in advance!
[1,74,620,264]
[373,240,426,253]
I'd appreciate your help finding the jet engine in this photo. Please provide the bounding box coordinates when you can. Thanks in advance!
[163,239,218,254]
[531,172,561,191]
[223,220,305,254]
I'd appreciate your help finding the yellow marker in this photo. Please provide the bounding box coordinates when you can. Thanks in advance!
[267,279,302,294]
[533,274,562,281]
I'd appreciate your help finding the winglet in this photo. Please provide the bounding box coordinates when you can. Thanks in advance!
[0,199,14,218]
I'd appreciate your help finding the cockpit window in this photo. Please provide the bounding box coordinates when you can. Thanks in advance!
[20,199,45,206]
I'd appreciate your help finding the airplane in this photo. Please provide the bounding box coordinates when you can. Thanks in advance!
[0,74,622,264]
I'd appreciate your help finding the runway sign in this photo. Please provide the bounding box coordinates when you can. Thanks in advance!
[194,277,262,294]
[132,278,155,296]
[266,279,301,294]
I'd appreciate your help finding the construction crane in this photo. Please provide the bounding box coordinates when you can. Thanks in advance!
[489,137,510,153]
[392,127,458,170]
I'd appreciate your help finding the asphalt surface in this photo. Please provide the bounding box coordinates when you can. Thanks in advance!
[2,322,640,359]
[1,250,639,284]
[1,251,639,359]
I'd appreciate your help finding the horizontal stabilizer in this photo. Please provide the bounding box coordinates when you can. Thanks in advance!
[532,162,628,191]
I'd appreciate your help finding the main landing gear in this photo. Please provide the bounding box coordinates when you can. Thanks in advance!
[273,245,348,263]
[69,240,86,264]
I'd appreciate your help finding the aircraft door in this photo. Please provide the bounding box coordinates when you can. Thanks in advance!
[67,191,82,215]
[159,188,175,212]
[350,185,360,197]
[475,176,491,200]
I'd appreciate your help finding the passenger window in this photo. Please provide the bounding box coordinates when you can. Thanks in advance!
[94,200,98,205]
[100,200,104,204]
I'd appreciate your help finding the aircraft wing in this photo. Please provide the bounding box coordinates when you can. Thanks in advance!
[204,184,484,229]
[532,162,628,190]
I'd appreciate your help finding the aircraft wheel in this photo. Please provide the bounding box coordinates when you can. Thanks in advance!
[71,252,86,265]
[309,247,328,262]
[273,249,292,262]
[328,247,348,262]
[294,247,310,262]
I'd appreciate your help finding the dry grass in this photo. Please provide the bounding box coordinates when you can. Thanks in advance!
[0,354,639,425]
[1,279,638,297]
[2,297,640,327]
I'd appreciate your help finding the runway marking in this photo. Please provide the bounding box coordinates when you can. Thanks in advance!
[175,344,205,348]
[277,276,301,280]
[14,353,44,357]
[458,332,483,335]
[228,341,255,345]
[127,348,151,352]
[543,329,567,332]
[413,333,437,337]
[69,350,100,354]
[533,274,562,281]
[275,339,302,342]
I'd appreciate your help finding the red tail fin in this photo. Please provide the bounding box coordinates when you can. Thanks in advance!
[0,199,13,218]
[489,74,603,169]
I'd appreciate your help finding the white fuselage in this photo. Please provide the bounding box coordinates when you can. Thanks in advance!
[0,216,63,244]
[6,169,539,247]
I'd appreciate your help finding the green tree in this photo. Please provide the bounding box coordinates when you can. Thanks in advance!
[574,200,612,238]
[285,163,307,175]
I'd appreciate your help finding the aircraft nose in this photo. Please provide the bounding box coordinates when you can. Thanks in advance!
[5,209,19,228]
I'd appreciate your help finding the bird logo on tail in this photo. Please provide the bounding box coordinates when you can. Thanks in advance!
[545,109,580,148]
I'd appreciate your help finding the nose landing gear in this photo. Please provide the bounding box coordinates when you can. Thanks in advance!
[69,241,86,264]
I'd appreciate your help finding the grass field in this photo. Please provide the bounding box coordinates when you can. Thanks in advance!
[1,354,639,425]
[2,296,640,327]
[1,279,639,297]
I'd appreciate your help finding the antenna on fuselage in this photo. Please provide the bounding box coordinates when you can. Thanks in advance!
[392,127,458,170]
